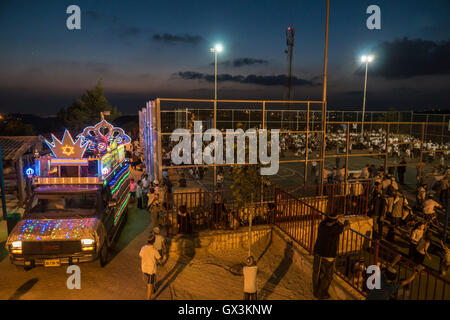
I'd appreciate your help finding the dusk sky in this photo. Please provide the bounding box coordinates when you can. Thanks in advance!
[0,0,449,114]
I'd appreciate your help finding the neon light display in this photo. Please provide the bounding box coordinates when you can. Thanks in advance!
[113,193,130,226]
[44,130,89,159]
[16,218,97,241]
[111,171,130,198]
[50,159,88,166]
[108,164,130,187]
[78,119,131,157]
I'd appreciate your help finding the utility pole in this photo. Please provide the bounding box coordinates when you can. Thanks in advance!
[285,27,295,102]
[0,145,8,232]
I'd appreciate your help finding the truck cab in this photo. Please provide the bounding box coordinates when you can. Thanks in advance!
[6,119,131,268]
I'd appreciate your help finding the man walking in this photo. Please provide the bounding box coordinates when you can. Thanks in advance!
[139,233,162,300]
[243,256,258,300]
[397,158,407,185]
[312,213,350,299]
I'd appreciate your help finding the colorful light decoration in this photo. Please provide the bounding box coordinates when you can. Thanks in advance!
[113,193,130,226]
[44,130,89,159]
[98,143,107,153]
[13,218,96,241]
[50,159,88,166]
[79,119,131,156]
[25,167,34,177]
[111,171,130,198]
[61,145,75,156]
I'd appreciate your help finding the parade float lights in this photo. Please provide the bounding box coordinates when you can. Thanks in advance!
[36,119,131,185]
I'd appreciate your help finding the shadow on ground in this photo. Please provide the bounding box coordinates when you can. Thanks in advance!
[154,233,200,299]
[259,241,294,300]
[8,278,39,300]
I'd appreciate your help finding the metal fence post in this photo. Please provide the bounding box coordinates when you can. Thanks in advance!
[309,209,315,254]
[374,240,379,266]
[0,145,7,222]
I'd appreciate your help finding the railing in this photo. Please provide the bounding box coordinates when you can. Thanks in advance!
[163,182,369,235]
[273,188,450,300]
[163,189,274,235]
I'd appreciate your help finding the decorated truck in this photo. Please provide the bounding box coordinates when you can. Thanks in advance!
[6,119,131,268]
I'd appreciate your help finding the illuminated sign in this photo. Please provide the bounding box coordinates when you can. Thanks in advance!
[44,130,89,159]
[25,167,34,177]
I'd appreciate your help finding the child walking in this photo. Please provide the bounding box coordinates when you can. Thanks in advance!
[139,232,162,300]
[136,180,143,209]
[243,256,258,300]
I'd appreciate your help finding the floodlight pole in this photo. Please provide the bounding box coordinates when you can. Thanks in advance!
[214,50,218,101]
[361,60,369,135]
[320,0,330,196]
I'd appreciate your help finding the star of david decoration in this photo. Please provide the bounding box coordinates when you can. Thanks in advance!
[62,145,75,156]
[44,130,89,159]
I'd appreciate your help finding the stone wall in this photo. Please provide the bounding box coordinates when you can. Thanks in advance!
[166,225,272,256]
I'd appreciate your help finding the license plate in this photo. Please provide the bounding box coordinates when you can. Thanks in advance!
[44,259,61,267]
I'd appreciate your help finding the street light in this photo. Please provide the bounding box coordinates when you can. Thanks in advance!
[210,44,223,100]
[360,55,374,135]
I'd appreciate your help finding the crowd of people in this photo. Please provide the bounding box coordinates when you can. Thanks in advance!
[277,128,450,162]
[366,168,450,277]
[135,130,450,300]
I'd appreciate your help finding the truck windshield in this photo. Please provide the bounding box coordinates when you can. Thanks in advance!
[28,193,98,218]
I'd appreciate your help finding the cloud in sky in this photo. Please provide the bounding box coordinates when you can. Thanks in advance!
[365,38,450,79]
[214,58,269,68]
[175,71,319,86]
[152,33,204,45]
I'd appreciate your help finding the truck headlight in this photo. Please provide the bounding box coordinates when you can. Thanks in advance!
[81,238,95,251]
[10,241,22,254]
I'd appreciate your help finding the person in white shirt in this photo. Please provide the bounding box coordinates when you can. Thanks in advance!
[390,177,399,192]
[153,227,166,262]
[406,148,411,159]
[351,182,364,197]
[136,181,143,209]
[243,256,258,300]
[139,233,162,300]
[413,231,432,265]
[417,184,427,207]
[409,223,426,258]
[422,194,443,222]
[382,176,391,191]
[361,165,369,179]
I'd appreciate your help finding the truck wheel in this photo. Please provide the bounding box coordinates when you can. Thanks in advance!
[99,242,109,267]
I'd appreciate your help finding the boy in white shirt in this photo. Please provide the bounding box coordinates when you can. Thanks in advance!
[153,227,166,262]
[243,256,258,300]
[139,233,162,300]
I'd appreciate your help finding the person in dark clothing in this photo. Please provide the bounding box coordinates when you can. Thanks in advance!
[177,205,191,234]
[388,166,395,175]
[440,176,449,204]
[397,159,407,185]
[312,214,350,299]
[366,254,423,300]
[369,164,377,178]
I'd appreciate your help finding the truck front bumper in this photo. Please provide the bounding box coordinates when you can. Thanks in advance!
[10,252,98,267]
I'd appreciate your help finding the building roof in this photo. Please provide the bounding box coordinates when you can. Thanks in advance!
[0,136,40,161]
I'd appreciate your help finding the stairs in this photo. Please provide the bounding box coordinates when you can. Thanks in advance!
[1,166,23,215]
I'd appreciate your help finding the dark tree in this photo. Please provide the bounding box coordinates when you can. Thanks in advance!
[58,79,121,132]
